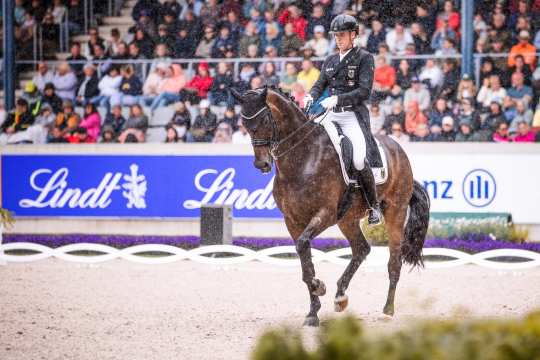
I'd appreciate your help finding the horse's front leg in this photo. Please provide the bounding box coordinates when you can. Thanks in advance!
[286,214,329,327]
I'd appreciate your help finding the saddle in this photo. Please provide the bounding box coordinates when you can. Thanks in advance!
[314,113,388,186]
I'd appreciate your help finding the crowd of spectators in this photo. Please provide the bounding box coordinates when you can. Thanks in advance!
[2,0,540,144]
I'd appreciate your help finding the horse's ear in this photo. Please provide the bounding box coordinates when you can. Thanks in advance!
[261,86,268,98]
[230,88,243,103]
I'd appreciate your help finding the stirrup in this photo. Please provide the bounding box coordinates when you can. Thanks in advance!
[367,207,383,226]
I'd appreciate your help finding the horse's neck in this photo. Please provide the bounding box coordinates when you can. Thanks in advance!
[268,92,307,136]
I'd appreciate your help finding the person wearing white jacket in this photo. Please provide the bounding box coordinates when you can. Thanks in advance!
[91,67,123,110]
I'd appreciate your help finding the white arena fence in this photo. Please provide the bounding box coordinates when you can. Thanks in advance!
[1,243,540,270]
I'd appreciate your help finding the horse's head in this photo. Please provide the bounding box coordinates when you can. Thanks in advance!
[231,86,275,174]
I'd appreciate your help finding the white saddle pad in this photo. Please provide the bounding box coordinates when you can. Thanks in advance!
[315,112,388,186]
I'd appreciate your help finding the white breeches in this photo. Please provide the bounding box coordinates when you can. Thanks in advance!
[326,111,367,170]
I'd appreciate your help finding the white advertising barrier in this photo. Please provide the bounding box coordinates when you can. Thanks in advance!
[1,243,540,269]
[401,143,540,224]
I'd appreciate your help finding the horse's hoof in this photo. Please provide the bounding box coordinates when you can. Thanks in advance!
[334,295,349,312]
[383,304,395,316]
[311,279,326,296]
[303,316,319,327]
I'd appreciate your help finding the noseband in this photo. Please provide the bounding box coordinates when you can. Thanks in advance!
[240,103,318,159]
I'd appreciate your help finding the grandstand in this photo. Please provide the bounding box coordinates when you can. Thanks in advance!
[1,0,540,144]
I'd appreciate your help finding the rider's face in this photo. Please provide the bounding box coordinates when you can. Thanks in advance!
[334,31,355,52]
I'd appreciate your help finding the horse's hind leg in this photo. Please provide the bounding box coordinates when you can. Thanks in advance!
[382,204,408,316]
[286,215,328,327]
[334,216,371,312]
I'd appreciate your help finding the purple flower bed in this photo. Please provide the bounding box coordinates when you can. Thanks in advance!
[3,234,540,253]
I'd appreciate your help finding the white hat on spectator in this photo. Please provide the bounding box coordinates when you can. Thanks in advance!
[519,30,530,39]
[156,62,170,71]
[199,99,210,108]
[442,116,454,126]
[314,25,325,34]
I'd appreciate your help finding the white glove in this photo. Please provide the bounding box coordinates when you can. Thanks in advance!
[303,94,313,109]
[320,95,338,109]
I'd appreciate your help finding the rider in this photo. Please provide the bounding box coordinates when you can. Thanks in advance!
[303,14,383,226]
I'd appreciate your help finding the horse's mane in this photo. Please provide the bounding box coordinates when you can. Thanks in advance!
[266,86,309,122]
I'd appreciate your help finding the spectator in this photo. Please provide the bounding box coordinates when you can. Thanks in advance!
[279,63,298,94]
[52,62,78,101]
[131,0,160,21]
[232,119,251,144]
[260,23,281,56]
[118,65,143,106]
[22,82,43,117]
[41,12,60,58]
[150,43,172,73]
[282,23,304,57]
[222,10,242,43]
[385,20,413,55]
[103,104,126,138]
[91,44,110,74]
[165,124,181,143]
[212,26,236,58]
[410,22,431,54]
[437,59,460,100]
[41,83,63,114]
[239,22,261,57]
[183,62,214,104]
[477,74,507,108]
[372,56,396,102]
[456,98,481,131]
[0,99,35,144]
[213,122,233,143]
[67,0,84,35]
[66,42,87,79]
[435,38,458,56]
[369,103,385,134]
[106,28,124,56]
[161,8,181,34]
[29,0,46,23]
[507,72,533,106]
[199,0,221,28]
[508,30,537,71]
[92,66,122,109]
[48,125,69,143]
[101,126,116,143]
[455,119,475,142]
[278,5,307,41]
[291,82,307,108]
[65,126,94,143]
[195,26,217,58]
[34,103,56,132]
[367,18,386,54]
[509,55,533,87]
[436,116,456,141]
[261,62,280,88]
[79,103,101,142]
[456,74,478,103]
[419,58,444,90]
[140,63,165,106]
[493,121,511,142]
[207,62,233,106]
[118,104,148,143]
[431,19,458,52]
[475,101,507,141]
[428,97,452,134]
[33,62,55,94]
[236,63,257,93]
[404,77,431,112]
[131,27,155,59]
[150,64,187,111]
[513,121,536,142]
[388,121,410,144]
[509,100,534,133]
[170,101,191,141]
[188,100,217,142]
[174,27,195,59]
[396,60,414,92]
[75,63,100,106]
[411,123,435,142]
[84,27,105,58]
[55,100,80,134]
[305,25,329,58]
[382,101,405,134]
[307,4,329,37]
[259,46,281,74]
[416,4,436,36]
[404,100,428,134]
[479,57,503,85]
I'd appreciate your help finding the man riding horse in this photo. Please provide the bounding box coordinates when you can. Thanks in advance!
[303,14,384,226]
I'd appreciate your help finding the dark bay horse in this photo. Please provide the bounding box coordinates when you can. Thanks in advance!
[231,87,430,327]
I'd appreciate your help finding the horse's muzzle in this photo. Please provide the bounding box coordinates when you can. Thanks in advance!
[254,160,272,174]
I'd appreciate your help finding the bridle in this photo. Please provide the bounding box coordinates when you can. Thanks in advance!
[240,103,318,160]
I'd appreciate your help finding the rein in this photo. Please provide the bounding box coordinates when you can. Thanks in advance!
[241,105,328,160]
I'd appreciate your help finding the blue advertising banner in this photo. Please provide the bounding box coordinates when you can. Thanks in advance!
[2,155,280,218]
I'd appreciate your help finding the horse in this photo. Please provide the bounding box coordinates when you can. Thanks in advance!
[231,86,430,327]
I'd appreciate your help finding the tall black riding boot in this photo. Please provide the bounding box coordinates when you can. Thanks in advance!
[355,162,383,226]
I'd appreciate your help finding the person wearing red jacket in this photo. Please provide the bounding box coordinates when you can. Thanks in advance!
[278,4,307,41]
[182,62,214,103]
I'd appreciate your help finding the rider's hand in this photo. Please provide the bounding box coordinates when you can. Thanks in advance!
[303,94,313,110]
[320,95,338,109]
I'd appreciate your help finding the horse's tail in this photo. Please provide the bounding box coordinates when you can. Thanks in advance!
[402,180,430,268]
